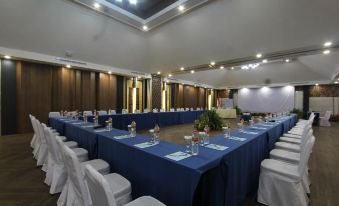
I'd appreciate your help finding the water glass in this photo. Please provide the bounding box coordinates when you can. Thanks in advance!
[223,127,231,139]
[191,141,199,155]
[198,132,205,145]
[84,115,88,123]
[184,136,192,153]
[128,125,132,136]
[203,134,209,145]
[94,119,98,126]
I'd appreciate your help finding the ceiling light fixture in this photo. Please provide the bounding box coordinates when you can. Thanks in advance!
[220,66,224,69]
[256,53,262,58]
[285,59,290,63]
[210,61,215,66]
[142,25,148,31]
[315,83,319,86]
[180,67,185,71]
[191,70,195,74]
[157,71,161,75]
[262,59,268,63]
[94,2,100,9]
[178,5,185,11]
[324,41,332,47]
[241,63,260,70]
[108,71,112,74]
[129,0,137,5]
[323,50,331,55]
[66,64,71,68]
[231,67,234,70]
[168,74,172,77]
[4,55,11,59]
[334,81,338,84]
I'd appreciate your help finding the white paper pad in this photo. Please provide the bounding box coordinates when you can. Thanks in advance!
[205,144,228,151]
[72,122,83,125]
[81,125,95,128]
[229,136,247,141]
[165,152,191,161]
[94,129,109,133]
[250,126,267,130]
[240,130,258,135]
[114,135,131,140]
[134,142,157,149]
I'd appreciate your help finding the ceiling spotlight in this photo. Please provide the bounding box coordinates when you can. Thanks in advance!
[4,55,11,59]
[324,41,332,47]
[220,66,224,69]
[93,2,100,9]
[285,59,290,63]
[166,80,169,83]
[66,64,71,68]
[262,59,268,63]
[108,71,112,74]
[256,53,263,58]
[334,81,338,84]
[191,70,195,74]
[210,61,215,66]
[231,67,234,70]
[129,0,137,5]
[178,5,185,11]
[168,74,172,77]
[157,71,161,75]
[180,67,185,71]
[142,25,148,31]
[315,83,319,86]
[323,50,331,55]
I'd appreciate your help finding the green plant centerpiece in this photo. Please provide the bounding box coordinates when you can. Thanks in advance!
[195,110,223,131]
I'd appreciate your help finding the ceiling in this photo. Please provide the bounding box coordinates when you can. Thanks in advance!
[0,0,339,87]
[105,0,179,19]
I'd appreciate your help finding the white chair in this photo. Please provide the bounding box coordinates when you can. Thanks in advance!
[84,165,165,206]
[49,112,61,118]
[153,109,158,113]
[109,110,117,115]
[29,114,38,151]
[84,111,93,116]
[57,145,110,206]
[143,109,149,113]
[185,108,189,111]
[319,111,332,127]
[190,107,194,111]
[170,108,175,112]
[176,108,181,111]
[257,132,314,206]
[134,109,140,113]
[122,109,128,114]
[98,110,108,115]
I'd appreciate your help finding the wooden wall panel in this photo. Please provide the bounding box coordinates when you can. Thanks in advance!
[16,61,54,133]
[183,85,198,108]
[197,87,206,108]
[151,74,162,109]
[97,73,117,110]
[81,71,96,110]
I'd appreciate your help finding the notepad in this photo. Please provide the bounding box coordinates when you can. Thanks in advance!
[134,142,157,149]
[205,144,228,151]
[229,136,247,141]
[72,122,83,125]
[250,126,267,130]
[114,135,131,140]
[94,129,108,133]
[81,125,95,128]
[240,130,258,135]
[165,152,191,161]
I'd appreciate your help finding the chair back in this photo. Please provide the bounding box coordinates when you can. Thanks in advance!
[298,135,315,176]
[83,111,93,116]
[324,111,332,120]
[36,120,47,144]
[43,125,61,164]
[62,146,91,206]
[144,109,149,113]
[49,112,61,118]
[84,165,117,206]
[98,110,108,115]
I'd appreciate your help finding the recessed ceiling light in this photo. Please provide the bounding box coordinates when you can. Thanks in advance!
[285,59,290,63]
[231,67,234,70]
[166,80,169,83]
[334,81,338,84]
[323,50,331,55]
[180,67,185,71]
[129,0,137,5]
[262,59,268,63]
[210,61,215,66]
[108,71,112,74]
[220,66,224,69]
[4,55,11,59]
[168,74,172,77]
[178,5,185,11]
[142,25,148,31]
[157,71,161,75]
[256,53,262,58]
[315,83,319,86]
[324,41,332,47]
[66,64,71,68]
[191,70,195,74]
[93,2,100,9]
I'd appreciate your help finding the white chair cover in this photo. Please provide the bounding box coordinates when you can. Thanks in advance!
[143,109,149,113]
[29,114,37,149]
[49,112,61,118]
[34,120,48,169]
[170,108,175,112]
[98,110,108,115]
[320,111,332,127]
[83,111,93,116]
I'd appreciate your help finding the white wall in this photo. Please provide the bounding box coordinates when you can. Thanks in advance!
[238,86,295,113]
[310,97,339,116]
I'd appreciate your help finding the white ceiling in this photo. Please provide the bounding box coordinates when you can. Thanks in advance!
[0,0,339,86]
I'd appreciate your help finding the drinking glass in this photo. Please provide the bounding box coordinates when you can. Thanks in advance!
[128,125,132,136]
[191,140,199,155]
[184,136,192,153]
[223,127,231,139]
[149,129,155,143]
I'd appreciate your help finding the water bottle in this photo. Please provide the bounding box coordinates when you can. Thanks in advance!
[84,114,88,123]
[203,125,210,145]
[131,120,136,137]
[154,124,160,144]
[191,130,199,155]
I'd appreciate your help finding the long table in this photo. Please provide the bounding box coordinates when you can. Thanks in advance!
[49,114,297,206]
[86,111,205,131]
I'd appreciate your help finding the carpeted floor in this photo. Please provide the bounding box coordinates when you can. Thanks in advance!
[0,121,338,206]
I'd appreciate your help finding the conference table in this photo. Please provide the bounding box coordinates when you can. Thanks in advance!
[49,113,297,206]
[85,110,205,131]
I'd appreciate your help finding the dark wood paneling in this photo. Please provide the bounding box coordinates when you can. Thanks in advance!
[81,71,96,110]
[97,73,117,110]
[16,61,54,133]
[183,85,198,108]
[1,60,17,135]
[197,87,206,108]
[151,74,162,109]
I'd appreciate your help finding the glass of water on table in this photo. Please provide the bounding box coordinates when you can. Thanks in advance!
[184,136,192,153]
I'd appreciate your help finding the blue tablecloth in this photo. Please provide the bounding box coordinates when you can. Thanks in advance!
[49,114,298,206]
